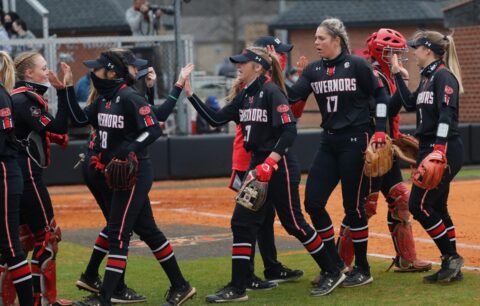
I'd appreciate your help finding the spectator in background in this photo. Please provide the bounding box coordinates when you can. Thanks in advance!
[3,11,19,37]
[0,11,11,54]
[217,57,237,78]
[125,0,162,36]
[284,67,298,88]
[11,19,39,58]
[196,95,224,134]
[74,73,91,102]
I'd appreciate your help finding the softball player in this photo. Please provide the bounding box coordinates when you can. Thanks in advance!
[187,46,345,302]
[229,36,304,290]
[289,18,390,287]
[0,51,34,306]
[390,30,464,283]
[12,51,73,305]
[335,29,432,274]
[74,51,195,305]
[70,49,195,306]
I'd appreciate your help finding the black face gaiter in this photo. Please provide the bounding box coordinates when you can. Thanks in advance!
[90,72,125,100]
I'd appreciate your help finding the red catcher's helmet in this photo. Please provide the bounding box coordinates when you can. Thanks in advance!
[368,28,408,69]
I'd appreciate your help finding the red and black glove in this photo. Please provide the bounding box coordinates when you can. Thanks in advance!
[255,157,278,182]
[47,132,69,150]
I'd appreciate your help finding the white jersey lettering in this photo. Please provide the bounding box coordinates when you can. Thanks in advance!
[98,113,125,128]
[310,78,357,94]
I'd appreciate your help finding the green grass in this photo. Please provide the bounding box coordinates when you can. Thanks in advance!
[58,242,480,305]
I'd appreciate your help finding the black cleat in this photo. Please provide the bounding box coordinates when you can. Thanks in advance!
[111,286,146,304]
[264,265,304,283]
[437,255,464,283]
[425,255,464,284]
[341,267,373,288]
[73,294,109,306]
[205,284,248,303]
[76,273,102,293]
[246,275,278,291]
[311,271,346,296]
[162,282,196,306]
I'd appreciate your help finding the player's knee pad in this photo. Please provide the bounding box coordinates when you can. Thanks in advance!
[34,220,61,305]
[387,183,411,222]
[365,192,379,219]
[336,227,354,268]
[0,263,16,306]
[19,224,35,254]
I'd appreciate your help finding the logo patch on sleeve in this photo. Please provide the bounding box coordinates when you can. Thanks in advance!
[139,106,151,115]
[39,115,51,126]
[276,104,290,113]
[444,85,454,95]
[0,107,11,117]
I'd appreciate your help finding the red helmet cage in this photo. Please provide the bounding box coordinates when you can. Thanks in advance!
[368,28,408,66]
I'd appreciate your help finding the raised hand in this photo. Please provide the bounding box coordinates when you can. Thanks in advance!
[177,63,194,87]
[48,70,64,90]
[145,67,157,88]
[296,56,309,75]
[60,62,73,87]
[184,76,193,97]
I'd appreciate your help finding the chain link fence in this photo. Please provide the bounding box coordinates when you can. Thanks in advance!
[3,35,194,136]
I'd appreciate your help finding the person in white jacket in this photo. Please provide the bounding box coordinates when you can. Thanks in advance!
[125,0,162,36]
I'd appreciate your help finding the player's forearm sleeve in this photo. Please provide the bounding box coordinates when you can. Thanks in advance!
[152,84,182,121]
[393,73,417,112]
[272,123,297,156]
[188,94,232,127]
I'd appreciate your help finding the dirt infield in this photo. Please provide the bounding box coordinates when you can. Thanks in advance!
[50,178,480,268]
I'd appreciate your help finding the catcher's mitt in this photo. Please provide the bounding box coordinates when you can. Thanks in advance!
[364,135,393,177]
[412,151,447,190]
[235,170,268,211]
[392,134,419,166]
[105,152,139,191]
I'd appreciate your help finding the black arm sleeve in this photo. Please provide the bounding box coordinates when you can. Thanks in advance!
[146,86,155,105]
[393,73,417,112]
[188,94,239,127]
[46,88,70,134]
[272,123,297,156]
[65,86,90,126]
[152,84,182,121]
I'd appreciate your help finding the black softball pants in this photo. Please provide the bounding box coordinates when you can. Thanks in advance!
[304,126,370,272]
[408,135,463,257]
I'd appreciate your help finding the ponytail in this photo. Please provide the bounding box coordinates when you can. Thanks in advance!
[0,51,15,92]
[445,34,464,93]
[267,53,287,96]
[225,78,243,103]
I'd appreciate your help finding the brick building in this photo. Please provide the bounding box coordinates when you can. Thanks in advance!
[444,0,480,123]
[269,0,460,128]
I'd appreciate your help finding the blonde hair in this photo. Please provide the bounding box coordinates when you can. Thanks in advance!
[225,46,287,102]
[413,30,464,93]
[319,18,350,53]
[14,51,43,81]
[0,51,15,92]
